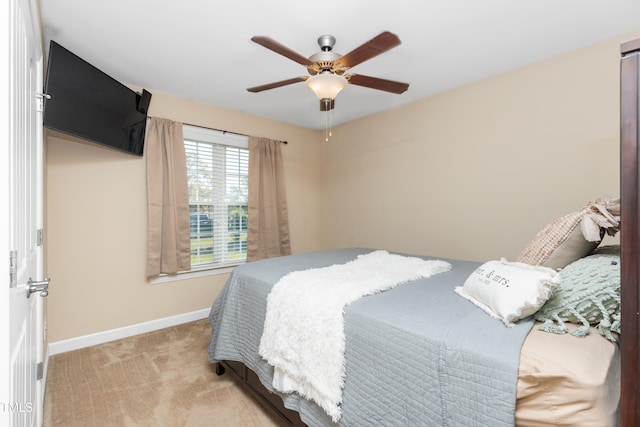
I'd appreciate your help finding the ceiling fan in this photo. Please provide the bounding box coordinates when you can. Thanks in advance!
[247,31,409,111]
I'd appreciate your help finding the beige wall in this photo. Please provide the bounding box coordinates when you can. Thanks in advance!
[46,32,638,343]
[45,92,322,342]
[319,33,637,261]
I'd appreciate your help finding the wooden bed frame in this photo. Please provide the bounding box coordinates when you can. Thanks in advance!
[217,36,640,426]
[215,360,306,427]
[620,36,640,427]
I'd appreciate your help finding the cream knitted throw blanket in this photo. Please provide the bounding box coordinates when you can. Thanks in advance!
[258,250,452,422]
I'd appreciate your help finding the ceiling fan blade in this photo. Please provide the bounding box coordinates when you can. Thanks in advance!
[337,31,401,69]
[348,74,409,94]
[251,36,314,66]
[247,76,308,93]
[320,99,335,111]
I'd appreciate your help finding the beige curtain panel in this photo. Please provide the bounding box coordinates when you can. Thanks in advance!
[247,137,291,262]
[146,118,191,277]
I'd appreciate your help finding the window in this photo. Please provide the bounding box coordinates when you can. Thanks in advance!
[184,125,249,270]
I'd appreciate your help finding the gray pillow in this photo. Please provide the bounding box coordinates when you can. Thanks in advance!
[534,245,620,341]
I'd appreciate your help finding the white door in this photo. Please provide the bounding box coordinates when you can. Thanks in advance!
[3,0,46,426]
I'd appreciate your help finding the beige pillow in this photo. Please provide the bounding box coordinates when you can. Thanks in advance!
[516,196,620,270]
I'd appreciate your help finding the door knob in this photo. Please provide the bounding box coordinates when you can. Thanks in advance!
[27,277,50,298]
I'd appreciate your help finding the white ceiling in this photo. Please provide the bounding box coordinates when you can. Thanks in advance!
[40,0,640,131]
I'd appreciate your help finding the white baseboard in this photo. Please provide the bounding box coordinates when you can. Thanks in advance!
[47,308,210,356]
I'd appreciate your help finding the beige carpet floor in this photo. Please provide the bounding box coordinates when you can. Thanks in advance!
[43,319,286,427]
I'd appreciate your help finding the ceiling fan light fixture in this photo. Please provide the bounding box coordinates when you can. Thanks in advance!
[306,72,347,100]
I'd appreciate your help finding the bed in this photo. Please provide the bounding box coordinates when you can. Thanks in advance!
[208,247,620,426]
[208,37,640,426]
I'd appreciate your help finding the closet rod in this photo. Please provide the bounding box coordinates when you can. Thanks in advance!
[147,117,287,144]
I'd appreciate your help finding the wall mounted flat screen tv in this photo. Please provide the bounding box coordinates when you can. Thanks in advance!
[43,40,152,156]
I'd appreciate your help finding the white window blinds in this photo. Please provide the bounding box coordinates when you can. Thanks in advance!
[184,125,249,269]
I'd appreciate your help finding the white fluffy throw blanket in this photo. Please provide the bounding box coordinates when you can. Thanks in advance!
[258,250,452,422]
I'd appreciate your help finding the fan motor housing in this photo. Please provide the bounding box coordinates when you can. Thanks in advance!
[308,35,344,75]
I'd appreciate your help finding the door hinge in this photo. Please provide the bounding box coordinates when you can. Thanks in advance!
[35,92,50,113]
[37,228,44,246]
[37,362,44,381]
[10,250,17,288]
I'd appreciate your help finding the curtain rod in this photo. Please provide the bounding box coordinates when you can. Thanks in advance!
[147,116,287,144]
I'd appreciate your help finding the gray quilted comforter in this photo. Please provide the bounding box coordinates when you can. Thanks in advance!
[208,248,534,426]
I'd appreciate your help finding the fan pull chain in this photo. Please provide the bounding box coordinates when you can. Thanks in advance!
[320,98,335,142]
[326,108,331,142]
[325,100,333,142]
[325,107,329,142]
